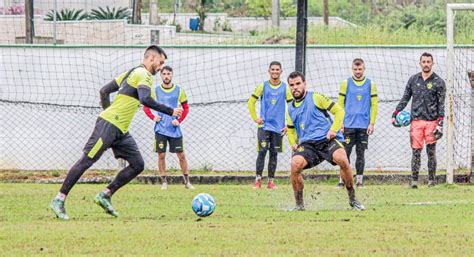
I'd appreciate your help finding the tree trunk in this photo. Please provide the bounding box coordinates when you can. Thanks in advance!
[25,0,34,43]
[272,0,280,27]
[198,0,206,31]
[150,0,160,25]
[172,0,178,24]
[132,0,142,24]
[323,0,329,25]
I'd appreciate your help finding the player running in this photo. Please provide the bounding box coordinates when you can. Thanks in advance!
[143,66,194,190]
[247,61,293,189]
[392,52,446,188]
[50,45,182,220]
[286,71,364,211]
[337,58,378,188]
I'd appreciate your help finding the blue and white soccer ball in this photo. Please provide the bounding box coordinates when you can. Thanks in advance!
[192,193,216,217]
[396,111,411,127]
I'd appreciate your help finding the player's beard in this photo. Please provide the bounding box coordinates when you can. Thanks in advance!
[293,89,306,101]
[150,64,159,75]
[163,79,171,85]
[422,66,432,73]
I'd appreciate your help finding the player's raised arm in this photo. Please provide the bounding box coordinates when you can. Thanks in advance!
[313,93,344,133]
[99,80,119,110]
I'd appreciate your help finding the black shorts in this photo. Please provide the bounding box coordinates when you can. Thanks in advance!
[154,133,184,153]
[292,138,345,169]
[257,128,283,153]
[343,128,369,150]
[83,117,141,161]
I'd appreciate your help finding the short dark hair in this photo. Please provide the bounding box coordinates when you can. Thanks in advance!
[352,58,364,66]
[287,71,305,83]
[161,66,173,73]
[269,61,282,69]
[144,45,167,59]
[420,52,433,61]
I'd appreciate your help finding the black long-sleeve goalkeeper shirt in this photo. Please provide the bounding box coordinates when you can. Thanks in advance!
[395,72,446,121]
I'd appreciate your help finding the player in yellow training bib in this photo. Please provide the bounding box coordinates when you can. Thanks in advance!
[50,45,183,220]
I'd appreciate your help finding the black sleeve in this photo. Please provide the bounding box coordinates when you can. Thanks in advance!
[395,76,413,112]
[137,86,174,116]
[99,80,119,110]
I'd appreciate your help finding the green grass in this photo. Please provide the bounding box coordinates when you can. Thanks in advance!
[1,183,473,256]
[250,25,474,45]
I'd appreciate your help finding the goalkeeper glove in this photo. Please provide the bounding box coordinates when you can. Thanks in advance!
[392,110,401,127]
[433,116,444,140]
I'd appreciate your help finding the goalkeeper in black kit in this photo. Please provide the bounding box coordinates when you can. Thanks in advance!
[391,52,446,188]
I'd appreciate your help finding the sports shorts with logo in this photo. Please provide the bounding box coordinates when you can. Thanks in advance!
[293,138,345,169]
[155,133,184,153]
[343,128,369,150]
[257,128,283,153]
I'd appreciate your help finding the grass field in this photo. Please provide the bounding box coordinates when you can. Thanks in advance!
[1,182,473,256]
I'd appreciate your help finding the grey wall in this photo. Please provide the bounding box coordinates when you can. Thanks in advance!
[1,47,472,171]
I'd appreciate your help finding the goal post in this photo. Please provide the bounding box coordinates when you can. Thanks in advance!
[446,3,474,184]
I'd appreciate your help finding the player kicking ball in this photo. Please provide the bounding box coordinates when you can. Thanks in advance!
[285,71,364,211]
[50,45,182,220]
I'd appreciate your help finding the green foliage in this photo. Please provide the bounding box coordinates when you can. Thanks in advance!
[245,0,296,18]
[175,23,182,32]
[213,17,233,32]
[44,8,88,21]
[89,6,131,20]
[222,20,233,32]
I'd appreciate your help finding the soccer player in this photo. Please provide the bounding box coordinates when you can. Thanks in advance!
[392,52,446,188]
[247,61,293,189]
[143,66,194,190]
[337,58,378,188]
[286,71,364,211]
[50,45,182,220]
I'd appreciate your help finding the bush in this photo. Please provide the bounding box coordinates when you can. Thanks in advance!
[245,0,296,18]
[89,6,131,20]
[44,8,88,21]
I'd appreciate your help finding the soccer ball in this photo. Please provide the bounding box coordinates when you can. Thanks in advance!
[396,111,411,127]
[192,193,216,217]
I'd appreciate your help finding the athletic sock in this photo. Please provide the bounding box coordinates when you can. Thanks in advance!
[55,192,66,201]
[161,176,167,184]
[338,176,344,184]
[102,188,112,196]
[256,175,262,182]
[356,175,363,184]
[183,174,189,184]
